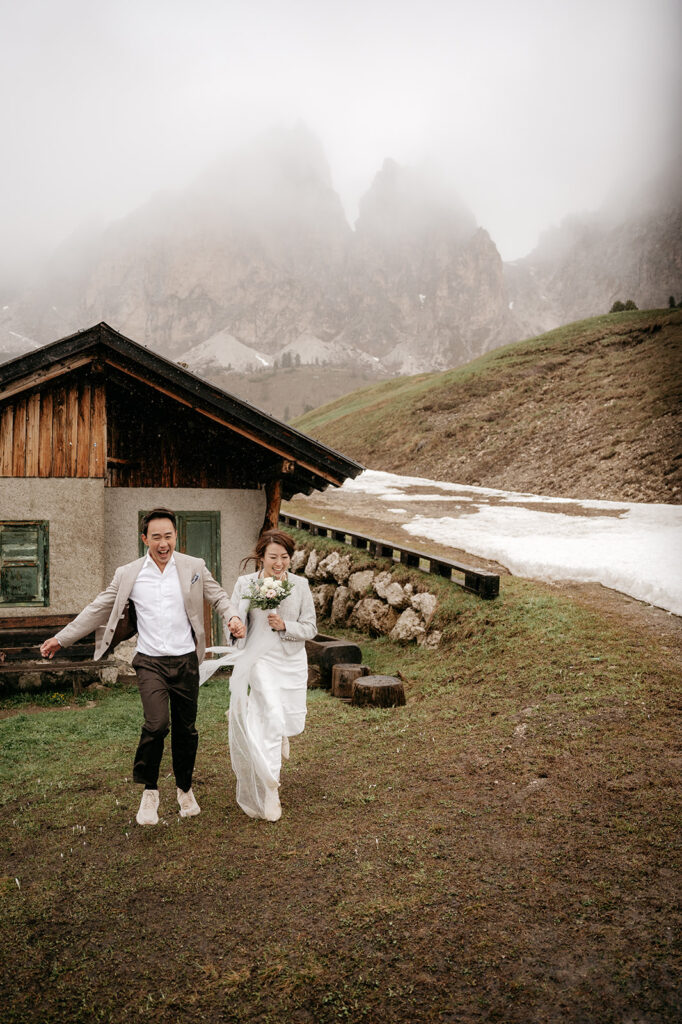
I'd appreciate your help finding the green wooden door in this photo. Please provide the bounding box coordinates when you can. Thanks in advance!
[138,510,222,646]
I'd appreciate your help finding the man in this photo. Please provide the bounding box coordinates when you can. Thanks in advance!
[40,508,246,826]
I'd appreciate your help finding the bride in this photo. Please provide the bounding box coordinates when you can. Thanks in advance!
[200,530,316,821]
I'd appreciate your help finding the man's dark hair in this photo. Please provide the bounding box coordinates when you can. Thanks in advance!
[141,508,177,536]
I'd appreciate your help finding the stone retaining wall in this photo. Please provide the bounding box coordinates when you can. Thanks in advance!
[291,545,442,648]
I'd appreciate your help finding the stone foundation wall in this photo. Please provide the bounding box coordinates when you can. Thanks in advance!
[290,544,442,648]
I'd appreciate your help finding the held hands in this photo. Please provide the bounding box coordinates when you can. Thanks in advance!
[267,612,285,632]
[228,616,247,640]
[40,637,61,660]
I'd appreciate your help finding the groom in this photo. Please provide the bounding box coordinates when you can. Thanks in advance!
[40,507,246,826]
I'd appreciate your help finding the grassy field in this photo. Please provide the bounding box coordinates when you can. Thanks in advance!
[1,564,680,1023]
[294,308,682,504]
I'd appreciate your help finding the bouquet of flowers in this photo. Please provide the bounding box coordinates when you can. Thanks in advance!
[245,575,294,610]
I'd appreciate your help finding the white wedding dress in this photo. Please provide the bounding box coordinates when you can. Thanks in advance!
[199,579,311,821]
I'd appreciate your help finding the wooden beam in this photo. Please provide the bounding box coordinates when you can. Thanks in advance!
[11,397,27,476]
[52,386,67,476]
[0,405,13,476]
[76,382,91,477]
[38,391,53,477]
[0,354,94,403]
[66,382,79,476]
[89,381,106,477]
[261,477,282,534]
[25,392,41,476]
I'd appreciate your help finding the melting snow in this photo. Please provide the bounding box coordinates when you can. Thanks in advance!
[340,470,682,615]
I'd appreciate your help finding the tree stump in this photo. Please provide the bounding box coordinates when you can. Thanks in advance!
[351,674,406,708]
[331,663,370,699]
[305,634,362,688]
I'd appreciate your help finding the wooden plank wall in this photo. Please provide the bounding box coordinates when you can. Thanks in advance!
[104,375,275,489]
[0,380,106,478]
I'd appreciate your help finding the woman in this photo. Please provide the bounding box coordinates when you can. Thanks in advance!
[200,530,316,821]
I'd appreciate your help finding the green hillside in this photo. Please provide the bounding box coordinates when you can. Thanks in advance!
[294,309,682,503]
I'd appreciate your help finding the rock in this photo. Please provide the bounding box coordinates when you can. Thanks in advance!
[348,569,375,597]
[316,552,338,581]
[330,553,353,584]
[373,572,410,609]
[311,584,336,618]
[349,598,398,636]
[411,592,437,625]
[114,638,137,664]
[330,585,353,625]
[520,777,549,797]
[417,630,442,649]
[290,549,308,573]
[18,672,42,691]
[389,608,426,644]
[384,582,410,609]
[372,571,393,598]
[317,551,353,583]
[304,550,320,578]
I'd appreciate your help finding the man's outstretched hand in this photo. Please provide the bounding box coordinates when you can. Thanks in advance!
[40,637,61,659]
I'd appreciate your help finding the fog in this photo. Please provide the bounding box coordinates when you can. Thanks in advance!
[1,0,680,283]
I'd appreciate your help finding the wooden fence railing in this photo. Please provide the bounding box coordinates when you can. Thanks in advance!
[279,513,500,600]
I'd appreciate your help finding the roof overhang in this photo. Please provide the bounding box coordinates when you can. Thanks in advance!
[0,322,364,496]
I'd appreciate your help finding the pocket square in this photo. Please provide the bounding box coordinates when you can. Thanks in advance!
[190,573,200,584]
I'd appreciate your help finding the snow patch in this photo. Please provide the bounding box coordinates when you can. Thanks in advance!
[338,470,682,616]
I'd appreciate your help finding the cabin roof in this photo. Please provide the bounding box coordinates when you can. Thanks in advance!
[0,321,364,496]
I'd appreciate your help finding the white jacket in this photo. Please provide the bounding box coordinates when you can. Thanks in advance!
[231,571,317,655]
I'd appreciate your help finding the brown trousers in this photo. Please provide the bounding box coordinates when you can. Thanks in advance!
[132,651,200,792]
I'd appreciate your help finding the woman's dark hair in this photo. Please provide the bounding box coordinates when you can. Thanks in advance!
[141,507,177,536]
[240,529,296,572]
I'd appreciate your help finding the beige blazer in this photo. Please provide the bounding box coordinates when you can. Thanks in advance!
[55,552,239,663]
[231,572,317,657]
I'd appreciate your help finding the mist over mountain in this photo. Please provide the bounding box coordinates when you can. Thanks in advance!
[0,126,679,383]
[506,167,682,337]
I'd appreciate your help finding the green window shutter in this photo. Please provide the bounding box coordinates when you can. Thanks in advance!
[0,522,49,606]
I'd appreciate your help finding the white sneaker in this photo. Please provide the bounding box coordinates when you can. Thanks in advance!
[281,735,290,761]
[177,787,201,817]
[136,789,159,826]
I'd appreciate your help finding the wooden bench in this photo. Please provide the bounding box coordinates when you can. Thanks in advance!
[0,614,105,695]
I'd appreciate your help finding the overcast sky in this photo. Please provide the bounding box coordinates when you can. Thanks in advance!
[1,0,680,280]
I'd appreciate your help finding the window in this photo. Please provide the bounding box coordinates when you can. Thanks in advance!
[0,521,49,606]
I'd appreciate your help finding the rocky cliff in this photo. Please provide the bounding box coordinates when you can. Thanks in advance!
[1,128,679,379]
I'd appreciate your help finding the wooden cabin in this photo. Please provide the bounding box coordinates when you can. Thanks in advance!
[0,322,362,689]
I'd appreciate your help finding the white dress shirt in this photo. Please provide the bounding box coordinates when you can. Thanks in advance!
[130,554,195,656]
